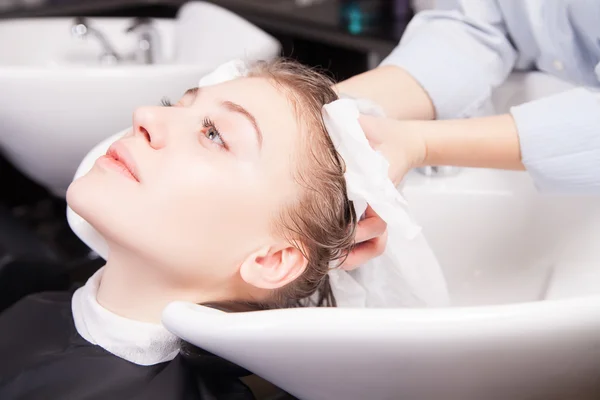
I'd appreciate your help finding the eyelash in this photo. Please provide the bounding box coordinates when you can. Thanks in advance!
[202,117,228,150]
[160,97,228,150]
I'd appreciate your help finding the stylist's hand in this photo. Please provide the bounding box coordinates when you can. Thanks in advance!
[342,206,388,270]
[342,115,426,270]
[359,115,427,185]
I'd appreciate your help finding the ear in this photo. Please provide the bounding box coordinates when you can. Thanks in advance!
[239,243,308,290]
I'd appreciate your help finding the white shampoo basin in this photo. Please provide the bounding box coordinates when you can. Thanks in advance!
[0,2,280,196]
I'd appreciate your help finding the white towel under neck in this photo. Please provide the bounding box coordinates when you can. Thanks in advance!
[71,268,180,366]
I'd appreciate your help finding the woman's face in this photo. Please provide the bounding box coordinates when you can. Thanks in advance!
[67,77,303,288]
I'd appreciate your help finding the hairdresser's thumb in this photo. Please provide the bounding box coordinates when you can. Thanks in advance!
[358,114,386,149]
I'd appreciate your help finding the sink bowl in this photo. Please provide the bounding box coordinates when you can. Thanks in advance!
[0,3,280,196]
[403,168,600,305]
[161,169,600,400]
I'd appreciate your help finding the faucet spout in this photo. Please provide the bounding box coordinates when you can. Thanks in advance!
[71,17,121,64]
[125,17,161,65]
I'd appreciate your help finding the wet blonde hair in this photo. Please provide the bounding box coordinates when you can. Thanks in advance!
[206,58,357,312]
[252,58,357,308]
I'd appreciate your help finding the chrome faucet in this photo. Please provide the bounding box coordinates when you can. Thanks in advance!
[415,166,462,177]
[125,17,161,65]
[71,17,160,65]
[71,17,121,65]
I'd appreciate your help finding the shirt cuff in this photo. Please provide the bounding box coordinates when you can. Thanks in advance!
[510,88,600,194]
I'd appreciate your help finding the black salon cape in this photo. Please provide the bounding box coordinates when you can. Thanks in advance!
[0,292,256,400]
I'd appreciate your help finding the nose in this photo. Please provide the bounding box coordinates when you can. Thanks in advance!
[132,106,168,149]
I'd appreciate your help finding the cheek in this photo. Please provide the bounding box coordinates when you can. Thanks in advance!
[139,157,273,270]
[151,156,250,211]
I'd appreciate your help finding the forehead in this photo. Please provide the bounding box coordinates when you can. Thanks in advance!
[209,77,302,153]
[204,76,301,137]
[205,76,305,183]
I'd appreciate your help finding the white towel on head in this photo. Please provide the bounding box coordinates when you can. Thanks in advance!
[322,99,449,307]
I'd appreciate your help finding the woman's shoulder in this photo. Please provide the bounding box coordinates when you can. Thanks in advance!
[2,290,74,310]
[0,291,76,336]
[0,291,77,354]
[0,293,257,400]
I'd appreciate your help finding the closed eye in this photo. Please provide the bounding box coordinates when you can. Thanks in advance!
[160,87,199,108]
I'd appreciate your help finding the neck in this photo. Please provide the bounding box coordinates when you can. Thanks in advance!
[96,247,221,324]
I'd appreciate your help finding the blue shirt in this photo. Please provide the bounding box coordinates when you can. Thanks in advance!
[381,0,600,194]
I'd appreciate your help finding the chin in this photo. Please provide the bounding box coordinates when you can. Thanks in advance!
[66,175,89,216]
[66,172,118,237]
[67,171,152,256]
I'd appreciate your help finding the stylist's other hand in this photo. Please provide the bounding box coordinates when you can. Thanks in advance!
[359,115,426,185]
[343,115,426,269]
[342,206,388,270]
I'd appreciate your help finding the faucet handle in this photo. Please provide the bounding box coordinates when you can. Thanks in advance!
[125,17,154,33]
[71,16,88,38]
[415,166,462,177]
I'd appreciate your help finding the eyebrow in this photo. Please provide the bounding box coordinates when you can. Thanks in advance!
[221,100,263,149]
[184,87,199,98]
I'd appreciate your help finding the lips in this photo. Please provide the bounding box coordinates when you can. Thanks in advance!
[104,141,140,182]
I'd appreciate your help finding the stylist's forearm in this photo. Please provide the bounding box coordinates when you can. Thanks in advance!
[335,66,435,120]
[417,114,525,170]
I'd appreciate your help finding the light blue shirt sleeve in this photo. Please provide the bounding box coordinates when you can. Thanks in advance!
[381,1,517,120]
[381,1,600,194]
[510,88,600,194]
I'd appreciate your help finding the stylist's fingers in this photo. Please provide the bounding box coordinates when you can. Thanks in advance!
[341,229,388,271]
[354,207,387,243]
[342,207,387,270]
